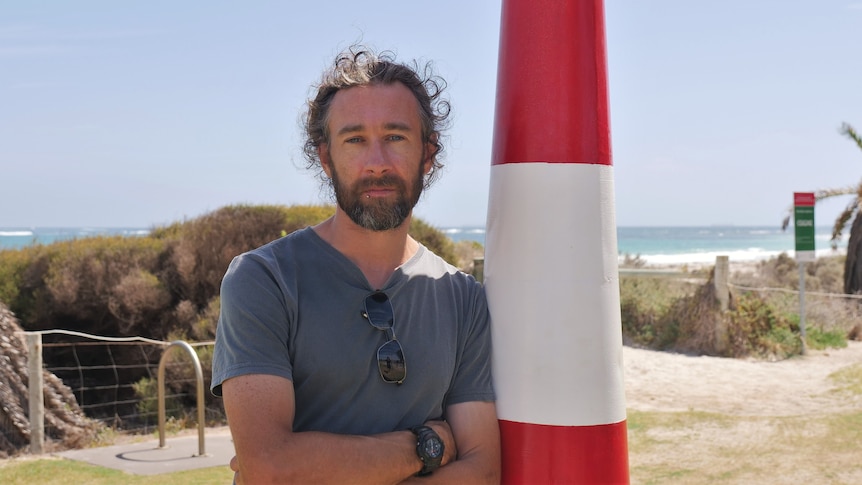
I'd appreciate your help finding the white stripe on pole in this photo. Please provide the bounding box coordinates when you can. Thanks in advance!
[485,162,626,427]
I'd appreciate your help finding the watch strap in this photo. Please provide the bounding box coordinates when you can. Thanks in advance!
[410,425,444,476]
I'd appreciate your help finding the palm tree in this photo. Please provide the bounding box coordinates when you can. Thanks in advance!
[783,123,862,294]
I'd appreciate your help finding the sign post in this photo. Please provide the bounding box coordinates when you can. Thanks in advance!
[793,192,815,354]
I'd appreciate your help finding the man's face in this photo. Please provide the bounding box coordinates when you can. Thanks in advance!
[320,83,433,231]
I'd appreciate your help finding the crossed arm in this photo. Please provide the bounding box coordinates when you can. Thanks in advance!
[223,374,501,484]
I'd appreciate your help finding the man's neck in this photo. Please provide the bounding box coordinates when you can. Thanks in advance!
[312,209,418,290]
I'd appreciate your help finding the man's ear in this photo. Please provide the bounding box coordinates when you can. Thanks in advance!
[422,135,438,175]
[319,144,333,178]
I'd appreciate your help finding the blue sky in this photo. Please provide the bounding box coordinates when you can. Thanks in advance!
[1,1,861,229]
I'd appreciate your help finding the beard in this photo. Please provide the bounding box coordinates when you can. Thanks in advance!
[329,162,425,232]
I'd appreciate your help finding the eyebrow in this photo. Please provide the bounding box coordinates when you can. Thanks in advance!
[336,121,413,136]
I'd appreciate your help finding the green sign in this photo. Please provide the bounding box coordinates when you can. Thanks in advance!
[794,192,815,262]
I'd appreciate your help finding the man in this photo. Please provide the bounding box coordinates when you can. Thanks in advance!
[211,46,500,484]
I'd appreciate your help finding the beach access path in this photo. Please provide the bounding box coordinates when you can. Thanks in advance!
[624,340,862,417]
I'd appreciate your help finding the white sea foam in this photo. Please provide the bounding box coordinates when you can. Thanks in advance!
[0,231,34,237]
[633,247,846,266]
[637,249,779,266]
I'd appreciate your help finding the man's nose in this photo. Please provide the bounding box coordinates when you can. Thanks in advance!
[363,140,392,174]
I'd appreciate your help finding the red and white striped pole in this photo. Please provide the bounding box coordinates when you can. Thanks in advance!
[484,0,629,483]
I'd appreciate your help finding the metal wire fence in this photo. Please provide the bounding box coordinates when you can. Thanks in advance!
[33,330,219,435]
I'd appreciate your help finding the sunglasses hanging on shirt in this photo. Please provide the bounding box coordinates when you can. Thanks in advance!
[362,291,406,385]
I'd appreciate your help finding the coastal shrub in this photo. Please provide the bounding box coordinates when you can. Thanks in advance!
[619,253,647,268]
[137,328,220,424]
[191,296,220,341]
[619,255,854,358]
[30,236,169,335]
[747,253,846,293]
[805,326,847,350]
[280,204,336,233]
[619,277,691,347]
[161,204,295,309]
[663,274,722,353]
[0,247,38,315]
[107,269,172,333]
[808,256,845,292]
[0,203,463,432]
[409,218,458,266]
[726,292,800,359]
[131,377,183,425]
[736,254,858,339]
[453,240,484,274]
[157,203,456,312]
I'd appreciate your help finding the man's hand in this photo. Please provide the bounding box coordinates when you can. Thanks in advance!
[401,402,500,484]
[224,374,442,484]
[230,455,240,484]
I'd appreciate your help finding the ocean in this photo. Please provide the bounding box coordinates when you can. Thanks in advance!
[0,225,848,265]
[445,225,847,265]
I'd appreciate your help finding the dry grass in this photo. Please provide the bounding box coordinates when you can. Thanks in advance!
[626,343,862,484]
[629,410,862,484]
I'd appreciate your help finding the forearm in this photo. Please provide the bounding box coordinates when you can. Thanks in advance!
[397,401,501,484]
[399,452,500,485]
[235,429,423,485]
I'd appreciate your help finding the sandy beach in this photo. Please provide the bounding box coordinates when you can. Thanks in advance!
[624,341,862,417]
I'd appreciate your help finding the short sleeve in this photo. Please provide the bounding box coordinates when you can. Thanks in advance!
[444,283,495,408]
[211,253,295,396]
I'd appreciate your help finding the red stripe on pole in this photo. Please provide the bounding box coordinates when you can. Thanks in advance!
[491,0,611,166]
[499,420,630,484]
[500,420,629,484]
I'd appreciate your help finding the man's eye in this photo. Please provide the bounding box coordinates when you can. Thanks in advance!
[388,135,405,141]
[346,137,363,143]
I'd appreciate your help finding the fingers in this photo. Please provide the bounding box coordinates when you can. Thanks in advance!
[230,455,242,484]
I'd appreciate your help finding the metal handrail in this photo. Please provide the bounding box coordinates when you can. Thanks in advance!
[157,340,206,456]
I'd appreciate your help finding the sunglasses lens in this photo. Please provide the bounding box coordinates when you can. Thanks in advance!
[377,339,406,383]
[365,292,393,330]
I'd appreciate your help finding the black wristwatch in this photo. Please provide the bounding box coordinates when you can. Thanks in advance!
[410,426,444,476]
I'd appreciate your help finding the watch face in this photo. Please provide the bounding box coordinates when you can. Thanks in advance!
[423,437,443,458]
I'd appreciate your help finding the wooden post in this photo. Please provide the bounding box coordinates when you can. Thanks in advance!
[714,255,729,311]
[714,256,730,353]
[473,257,484,283]
[26,333,44,454]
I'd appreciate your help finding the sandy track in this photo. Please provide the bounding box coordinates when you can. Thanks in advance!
[624,341,862,417]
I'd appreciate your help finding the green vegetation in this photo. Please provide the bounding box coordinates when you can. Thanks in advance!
[621,253,857,358]
[0,458,233,484]
[0,204,461,339]
[0,204,463,435]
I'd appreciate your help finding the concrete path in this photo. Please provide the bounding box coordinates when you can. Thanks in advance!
[54,427,235,476]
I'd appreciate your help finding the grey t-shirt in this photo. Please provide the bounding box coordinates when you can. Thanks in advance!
[211,227,495,435]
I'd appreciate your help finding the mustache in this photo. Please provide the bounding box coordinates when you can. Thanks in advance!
[357,175,404,190]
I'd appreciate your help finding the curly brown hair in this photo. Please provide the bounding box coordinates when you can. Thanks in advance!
[302,46,451,190]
